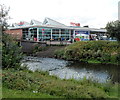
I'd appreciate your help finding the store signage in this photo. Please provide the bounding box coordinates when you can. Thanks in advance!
[70,22,80,26]
[18,22,24,26]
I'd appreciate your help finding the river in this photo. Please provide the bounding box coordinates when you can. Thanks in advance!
[22,56,119,83]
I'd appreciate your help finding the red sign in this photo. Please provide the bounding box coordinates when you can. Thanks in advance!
[18,22,24,26]
[70,22,80,26]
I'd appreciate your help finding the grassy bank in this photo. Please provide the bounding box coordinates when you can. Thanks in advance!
[2,87,60,98]
[54,41,120,65]
[2,68,119,99]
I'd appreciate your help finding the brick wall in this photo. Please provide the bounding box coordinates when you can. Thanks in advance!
[5,29,22,40]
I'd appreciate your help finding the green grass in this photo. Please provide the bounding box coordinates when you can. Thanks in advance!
[2,87,61,98]
[2,68,120,99]
[87,60,101,64]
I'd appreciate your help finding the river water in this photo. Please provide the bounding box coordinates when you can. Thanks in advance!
[22,56,119,83]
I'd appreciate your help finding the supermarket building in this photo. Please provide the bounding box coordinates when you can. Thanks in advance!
[6,18,107,42]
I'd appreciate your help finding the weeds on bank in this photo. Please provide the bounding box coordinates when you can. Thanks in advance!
[32,44,48,53]
[54,41,120,65]
[2,68,119,98]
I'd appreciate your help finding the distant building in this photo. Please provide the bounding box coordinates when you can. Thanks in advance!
[118,1,120,20]
[6,18,107,42]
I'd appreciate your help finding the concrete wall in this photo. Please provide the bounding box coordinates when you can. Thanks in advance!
[21,40,46,53]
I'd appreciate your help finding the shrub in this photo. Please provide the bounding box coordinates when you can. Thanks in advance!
[55,41,120,65]
[2,33,23,69]
[54,48,65,59]
[32,44,47,53]
[2,69,41,91]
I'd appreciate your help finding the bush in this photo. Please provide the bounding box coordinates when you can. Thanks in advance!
[55,41,120,65]
[2,33,23,69]
[32,44,47,53]
[54,48,65,59]
[2,69,41,91]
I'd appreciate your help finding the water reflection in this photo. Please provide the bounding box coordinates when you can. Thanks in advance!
[49,64,110,83]
[66,62,119,83]
[22,56,119,83]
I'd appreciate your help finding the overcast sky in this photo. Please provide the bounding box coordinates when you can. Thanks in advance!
[1,0,120,28]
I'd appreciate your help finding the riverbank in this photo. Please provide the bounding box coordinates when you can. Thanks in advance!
[54,41,120,65]
[29,41,120,65]
[3,41,118,99]
[31,45,66,58]
[2,68,119,99]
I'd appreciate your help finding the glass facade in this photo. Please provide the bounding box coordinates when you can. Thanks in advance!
[61,29,70,40]
[22,28,37,41]
[38,27,72,41]
[29,28,37,41]
[38,27,51,41]
[52,29,59,40]
[22,28,29,40]
[22,27,73,42]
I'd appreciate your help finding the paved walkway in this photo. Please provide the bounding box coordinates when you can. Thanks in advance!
[46,41,72,45]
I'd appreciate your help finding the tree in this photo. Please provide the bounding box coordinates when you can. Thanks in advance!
[106,20,120,41]
[0,4,9,31]
[1,4,23,69]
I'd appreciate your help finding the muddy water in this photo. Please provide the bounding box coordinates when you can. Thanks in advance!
[22,56,119,83]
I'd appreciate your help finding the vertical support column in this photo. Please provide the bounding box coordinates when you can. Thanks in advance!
[65,29,66,41]
[28,28,31,40]
[59,29,61,44]
[37,28,39,42]
[69,30,71,40]
[73,30,76,42]
[51,29,52,40]
[88,31,90,41]
[59,29,61,38]
[73,30,76,38]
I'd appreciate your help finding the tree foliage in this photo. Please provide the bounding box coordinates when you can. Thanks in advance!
[0,4,10,31]
[2,33,23,69]
[106,20,120,41]
[1,4,23,69]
